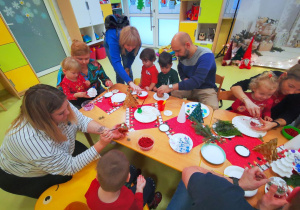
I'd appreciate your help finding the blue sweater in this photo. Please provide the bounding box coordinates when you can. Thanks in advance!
[178,47,217,90]
[104,29,137,83]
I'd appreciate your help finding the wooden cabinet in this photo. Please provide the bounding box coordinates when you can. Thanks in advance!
[57,0,105,46]
[0,15,39,98]
[179,0,225,53]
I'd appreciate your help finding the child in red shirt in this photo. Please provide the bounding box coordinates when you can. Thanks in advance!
[60,57,92,108]
[85,150,162,210]
[139,48,158,91]
[232,72,278,121]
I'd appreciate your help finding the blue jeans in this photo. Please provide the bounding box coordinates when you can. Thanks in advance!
[167,180,193,210]
[104,40,133,84]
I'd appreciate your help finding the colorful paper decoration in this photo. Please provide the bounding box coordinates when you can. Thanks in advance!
[253,138,278,163]
[188,103,204,123]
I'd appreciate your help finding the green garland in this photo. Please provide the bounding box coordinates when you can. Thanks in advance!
[214,120,242,137]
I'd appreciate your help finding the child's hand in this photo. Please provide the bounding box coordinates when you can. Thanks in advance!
[136,175,146,193]
[75,92,90,98]
[145,86,150,91]
[85,80,91,87]
[264,116,273,121]
[153,87,157,92]
[105,80,113,87]
[237,106,246,112]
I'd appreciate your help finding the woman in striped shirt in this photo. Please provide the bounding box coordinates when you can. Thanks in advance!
[0,84,125,198]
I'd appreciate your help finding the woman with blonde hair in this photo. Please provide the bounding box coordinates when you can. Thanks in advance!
[104,25,141,91]
[57,40,113,96]
[0,84,125,198]
[231,60,300,131]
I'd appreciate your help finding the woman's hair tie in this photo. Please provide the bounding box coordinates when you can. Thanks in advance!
[268,73,273,78]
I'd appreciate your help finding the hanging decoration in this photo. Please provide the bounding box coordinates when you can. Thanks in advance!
[137,0,145,11]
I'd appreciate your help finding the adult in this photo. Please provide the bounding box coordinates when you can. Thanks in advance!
[167,166,296,210]
[157,32,219,110]
[231,61,300,131]
[57,40,113,95]
[104,25,141,91]
[0,84,125,199]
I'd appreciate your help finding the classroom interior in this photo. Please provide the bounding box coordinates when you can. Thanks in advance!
[0,0,296,209]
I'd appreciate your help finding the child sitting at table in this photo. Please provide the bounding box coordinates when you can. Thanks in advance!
[139,48,159,91]
[85,150,162,210]
[231,72,278,121]
[60,57,92,108]
[153,52,179,95]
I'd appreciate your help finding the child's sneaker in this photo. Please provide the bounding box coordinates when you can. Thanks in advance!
[148,192,162,209]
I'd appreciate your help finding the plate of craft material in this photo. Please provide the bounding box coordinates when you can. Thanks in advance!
[232,116,267,138]
[224,166,258,197]
[169,133,193,154]
[185,102,210,118]
[111,93,126,103]
[201,143,226,165]
[134,106,160,123]
[153,93,170,101]
[212,120,242,138]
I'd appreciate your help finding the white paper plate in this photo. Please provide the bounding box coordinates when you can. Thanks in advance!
[164,110,173,116]
[224,166,258,197]
[153,93,170,101]
[212,123,235,138]
[169,133,193,154]
[111,93,126,103]
[235,145,250,157]
[111,89,119,94]
[138,91,148,97]
[185,102,210,118]
[159,124,170,132]
[201,144,226,165]
[131,91,137,95]
[104,92,113,98]
[232,116,267,138]
[134,106,159,123]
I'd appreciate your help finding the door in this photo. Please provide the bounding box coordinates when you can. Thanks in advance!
[71,0,92,28]
[123,0,180,47]
[88,0,104,25]
[0,0,67,76]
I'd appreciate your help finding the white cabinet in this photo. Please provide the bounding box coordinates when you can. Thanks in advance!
[58,0,105,46]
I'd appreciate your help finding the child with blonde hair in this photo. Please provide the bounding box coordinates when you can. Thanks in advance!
[232,72,278,121]
[60,57,91,108]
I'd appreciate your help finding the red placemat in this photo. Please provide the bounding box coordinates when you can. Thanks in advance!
[127,103,160,131]
[94,96,122,115]
[164,116,204,148]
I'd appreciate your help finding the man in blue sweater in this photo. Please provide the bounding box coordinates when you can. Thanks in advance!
[157,32,219,110]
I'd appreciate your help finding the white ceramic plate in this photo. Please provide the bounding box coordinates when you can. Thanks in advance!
[169,133,193,154]
[185,102,210,118]
[235,145,250,157]
[111,93,126,103]
[212,123,235,138]
[134,106,160,123]
[232,116,267,138]
[201,144,226,165]
[224,166,258,197]
[104,92,113,98]
[153,93,170,101]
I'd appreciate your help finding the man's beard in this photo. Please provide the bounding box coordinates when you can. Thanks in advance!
[178,49,190,60]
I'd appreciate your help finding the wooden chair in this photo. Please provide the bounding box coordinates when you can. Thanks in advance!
[0,102,7,111]
[218,90,237,108]
[215,74,224,98]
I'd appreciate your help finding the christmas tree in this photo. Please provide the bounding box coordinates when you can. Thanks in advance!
[253,138,278,163]
[123,88,139,109]
[188,103,203,123]
[137,0,145,11]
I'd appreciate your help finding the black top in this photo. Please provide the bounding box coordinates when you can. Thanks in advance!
[231,71,300,124]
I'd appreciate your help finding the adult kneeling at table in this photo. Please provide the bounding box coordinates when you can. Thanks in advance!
[157,32,219,110]
[231,60,300,131]
[57,40,113,95]
[104,25,141,91]
[0,84,125,199]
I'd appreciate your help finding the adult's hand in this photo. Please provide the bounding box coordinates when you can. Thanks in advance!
[244,98,261,118]
[158,85,171,95]
[111,125,126,140]
[93,129,113,153]
[129,82,141,92]
[239,167,269,191]
[125,68,130,76]
[105,80,113,87]
[257,185,288,210]
[252,119,278,132]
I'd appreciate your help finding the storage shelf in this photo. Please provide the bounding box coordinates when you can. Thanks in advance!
[87,39,104,46]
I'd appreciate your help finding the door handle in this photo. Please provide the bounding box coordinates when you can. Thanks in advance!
[85,1,89,10]
[194,30,196,37]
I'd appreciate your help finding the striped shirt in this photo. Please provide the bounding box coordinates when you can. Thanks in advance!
[0,103,100,177]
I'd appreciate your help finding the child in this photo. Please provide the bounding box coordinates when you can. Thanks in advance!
[85,150,162,210]
[232,72,278,121]
[139,48,158,91]
[60,57,91,108]
[153,51,179,93]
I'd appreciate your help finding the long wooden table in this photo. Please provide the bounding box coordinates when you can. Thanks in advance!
[81,83,214,172]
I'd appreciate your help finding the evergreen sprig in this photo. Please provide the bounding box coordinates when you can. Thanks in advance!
[214,119,242,137]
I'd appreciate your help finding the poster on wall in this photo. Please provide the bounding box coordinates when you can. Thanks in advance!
[230,0,300,70]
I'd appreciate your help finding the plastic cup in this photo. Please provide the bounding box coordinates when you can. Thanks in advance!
[157,100,165,111]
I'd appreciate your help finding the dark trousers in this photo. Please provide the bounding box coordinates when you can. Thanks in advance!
[127,165,155,206]
[0,140,87,199]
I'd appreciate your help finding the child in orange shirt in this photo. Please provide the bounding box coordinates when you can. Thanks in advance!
[60,57,92,108]
[139,48,158,91]
[232,72,278,121]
